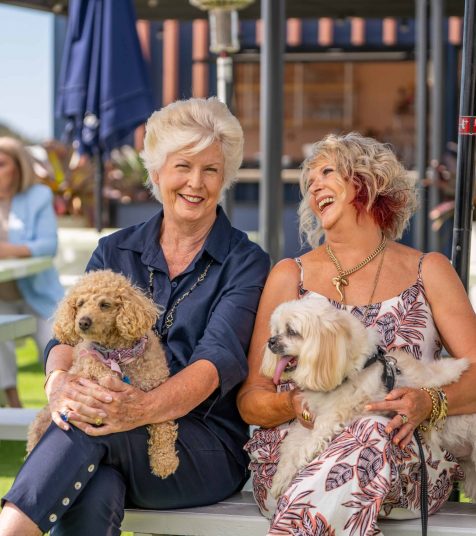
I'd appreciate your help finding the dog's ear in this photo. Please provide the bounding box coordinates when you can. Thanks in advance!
[53,291,81,346]
[116,285,161,341]
[294,314,351,392]
[260,345,278,379]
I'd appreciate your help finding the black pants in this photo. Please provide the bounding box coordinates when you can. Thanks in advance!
[3,416,248,535]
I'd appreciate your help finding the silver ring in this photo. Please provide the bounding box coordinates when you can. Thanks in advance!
[400,414,409,425]
[60,409,69,423]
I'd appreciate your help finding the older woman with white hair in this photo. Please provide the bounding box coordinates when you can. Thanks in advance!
[0,97,270,536]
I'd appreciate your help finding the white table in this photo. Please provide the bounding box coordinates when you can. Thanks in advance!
[0,256,52,283]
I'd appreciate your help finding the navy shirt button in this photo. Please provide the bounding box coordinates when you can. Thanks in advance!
[171,281,178,288]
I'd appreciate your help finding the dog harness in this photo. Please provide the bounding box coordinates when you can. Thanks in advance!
[80,335,148,380]
[363,346,401,392]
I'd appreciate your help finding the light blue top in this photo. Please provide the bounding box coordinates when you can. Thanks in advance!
[8,183,64,318]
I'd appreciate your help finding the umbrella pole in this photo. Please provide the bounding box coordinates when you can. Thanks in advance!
[452,0,476,289]
[217,52,234,219]
[94,147,104,233]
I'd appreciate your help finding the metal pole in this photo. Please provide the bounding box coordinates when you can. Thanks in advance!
[428,0,445,252]
[259,0,285,263]
[452,0,476,289]
[414,0,429,251]
[216,53,234,218]
[94,148,104,232]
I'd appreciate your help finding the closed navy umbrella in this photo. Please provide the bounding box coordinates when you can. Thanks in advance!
[56,0,154,230]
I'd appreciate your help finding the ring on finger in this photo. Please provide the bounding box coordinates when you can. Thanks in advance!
[59,409,70,423]
[301,409,312,422]
[94,416,103,427]
[400,414,409,425]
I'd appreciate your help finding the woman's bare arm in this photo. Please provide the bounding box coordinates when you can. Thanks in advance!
[237,259,304,428]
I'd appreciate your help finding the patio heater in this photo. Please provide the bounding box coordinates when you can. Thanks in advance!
[190,0,254,216]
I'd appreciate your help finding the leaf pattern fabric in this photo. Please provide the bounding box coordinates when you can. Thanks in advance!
[245,255,464,534]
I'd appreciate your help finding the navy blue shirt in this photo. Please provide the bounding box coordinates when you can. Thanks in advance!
[47,206,270,466]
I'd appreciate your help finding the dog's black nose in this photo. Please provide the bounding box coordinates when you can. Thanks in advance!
[78,316,92,331]
[268,336,279,350]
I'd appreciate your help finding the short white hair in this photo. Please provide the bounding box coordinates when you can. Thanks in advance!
[141,97,244,201]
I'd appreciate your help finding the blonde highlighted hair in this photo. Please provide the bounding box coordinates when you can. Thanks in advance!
[141,97,244,201]
[298,132,418,248]
[0,136,38,192]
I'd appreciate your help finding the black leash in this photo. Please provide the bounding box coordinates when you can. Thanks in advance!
[413,428,428,536]
[364,347,428,536]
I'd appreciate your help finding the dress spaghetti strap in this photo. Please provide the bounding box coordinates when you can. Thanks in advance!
[294,257,306,296]
[417,253,427,282]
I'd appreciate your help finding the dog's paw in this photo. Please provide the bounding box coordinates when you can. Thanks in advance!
[271,472,292,499]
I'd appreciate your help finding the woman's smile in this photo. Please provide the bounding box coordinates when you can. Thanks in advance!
[179,193,204,204]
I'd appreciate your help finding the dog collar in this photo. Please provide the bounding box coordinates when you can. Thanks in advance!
[363,346,401,392]
[83,336,148,377]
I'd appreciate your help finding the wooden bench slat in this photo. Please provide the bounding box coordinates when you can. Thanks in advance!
[0,408,40,440]
[122,492,476,536]
[0,315,36,343]
[123,492,268,536]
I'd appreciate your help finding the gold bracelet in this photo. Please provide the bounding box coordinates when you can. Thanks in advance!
[419,387,448,432]
[419,387,440,432]
[435,388,448,429]
[43,369,68,391]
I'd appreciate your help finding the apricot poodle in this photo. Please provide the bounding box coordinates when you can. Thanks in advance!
[27,269,179,479]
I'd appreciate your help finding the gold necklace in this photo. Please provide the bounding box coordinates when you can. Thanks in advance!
[361,246,386,324]
[325,235,387,302]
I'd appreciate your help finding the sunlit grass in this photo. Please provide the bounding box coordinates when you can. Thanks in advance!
[0,339,132,535]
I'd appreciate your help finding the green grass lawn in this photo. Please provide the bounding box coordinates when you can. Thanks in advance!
[0,338,132,535]
[0,338,45,499]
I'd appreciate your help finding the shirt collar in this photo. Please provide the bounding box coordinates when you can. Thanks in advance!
[117,205,232,268]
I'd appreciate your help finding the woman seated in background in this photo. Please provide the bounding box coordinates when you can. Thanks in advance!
[0,137,64,407]
[0,97,270,536]
[238,132,476,535]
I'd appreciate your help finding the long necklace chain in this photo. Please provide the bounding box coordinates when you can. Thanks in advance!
[361,246,386,325]
[325,235,387,303]
[148,259,213,336]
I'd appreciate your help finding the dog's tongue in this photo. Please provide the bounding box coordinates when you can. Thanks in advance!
[273,356,293,385]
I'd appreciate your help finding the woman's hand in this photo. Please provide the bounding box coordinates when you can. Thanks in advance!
[365,387,432,449]
[46,371,110,431]
[289,389,315,429]
[71,376,151,436]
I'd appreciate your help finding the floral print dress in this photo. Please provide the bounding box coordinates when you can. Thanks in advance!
[245,255,463,535]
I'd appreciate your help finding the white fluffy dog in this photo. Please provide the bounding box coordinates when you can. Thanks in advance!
[261,295,476,500]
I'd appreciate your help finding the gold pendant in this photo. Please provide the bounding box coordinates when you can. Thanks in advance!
[331,275,349,302]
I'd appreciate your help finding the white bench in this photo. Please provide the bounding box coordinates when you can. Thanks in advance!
[0,408,40,440]
[122,495,476,536]
[1,408,475,536]
[0,315,36,343]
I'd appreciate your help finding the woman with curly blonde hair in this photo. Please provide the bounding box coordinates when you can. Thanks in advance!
[238,132,476,534]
